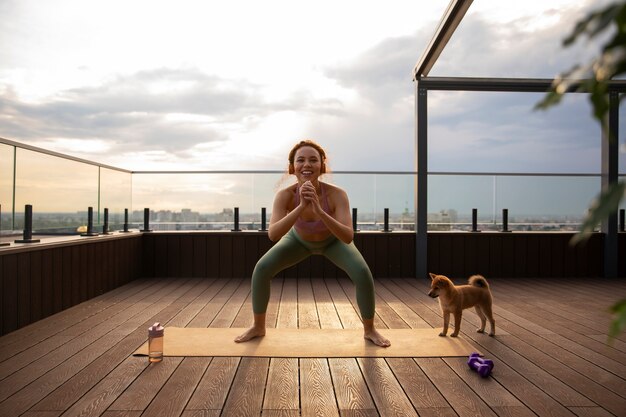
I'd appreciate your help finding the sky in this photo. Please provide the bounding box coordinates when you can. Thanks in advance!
[1,0,618,175]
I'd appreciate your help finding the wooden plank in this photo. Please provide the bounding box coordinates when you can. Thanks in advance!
[17,252,31,328]
[451,234,464,278]
[489,235,502,278]
[277,277,298,328]
[206,235,220,278]
[372,232,389,278]
[245,235,259,278]
[186,357,240,411]
[358,358,418,417]
[180,235,193,277]
[388,235,402,277]
[464,233,478,276]
[61,247,72,310]
[298,278,319,329]
[154,235,168,278]
[192,236,206,277]
[220,357,269,416]
[501,234,515,278]
[400,233,415,278]
[301,358,340,417]
[329,358,376,412]
[427,233,439,275]
[513,234,527,278]
[70,246,80,305]
[386,358,450,411]
[232,233,246,278]
[218,235,233,278]
[526,235,539,277]
[2,254,17,334]
[141,357,210,417]
[30,251,42,323]
[550,234,564,277]
[52,248,63,314]
[263,358,299,411]
[166,235,180,278]
[142,235,155,278]
[476,234,490,277]
[76,244,87,302]
[437,234,452,276]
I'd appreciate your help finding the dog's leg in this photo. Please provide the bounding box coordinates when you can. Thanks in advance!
[440,311,450,336]
[450,311,462,337]
[474,306,486,333]
[483,304,496,336]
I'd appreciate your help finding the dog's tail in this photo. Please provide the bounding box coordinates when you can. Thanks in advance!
[469,275,489,288]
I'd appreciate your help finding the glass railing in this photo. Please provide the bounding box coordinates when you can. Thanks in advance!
[2,137,625,236]
[1,139,132,235]
[428,172,607,231]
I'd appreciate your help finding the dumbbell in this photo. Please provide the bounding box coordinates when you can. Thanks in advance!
[467,352,493,377]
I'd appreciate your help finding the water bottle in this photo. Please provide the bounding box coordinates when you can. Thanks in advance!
[148,322,164,362]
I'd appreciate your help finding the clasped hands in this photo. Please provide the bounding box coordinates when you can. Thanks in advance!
[299,181,321,212]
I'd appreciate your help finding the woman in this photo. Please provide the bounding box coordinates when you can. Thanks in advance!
[235,140,390,347]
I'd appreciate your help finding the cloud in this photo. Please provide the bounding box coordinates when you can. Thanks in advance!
[0,67,348,162]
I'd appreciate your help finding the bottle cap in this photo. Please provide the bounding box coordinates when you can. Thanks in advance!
[148,322,164,337]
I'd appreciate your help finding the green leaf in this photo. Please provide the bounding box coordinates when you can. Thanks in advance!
[571,181,626,245]
[609,299,626,341]
[564,4,622,46]
[533,91,564,110]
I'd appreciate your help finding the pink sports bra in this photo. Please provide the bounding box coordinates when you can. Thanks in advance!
[294,183,331,234]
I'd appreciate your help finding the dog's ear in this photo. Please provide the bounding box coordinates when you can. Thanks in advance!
[429,272,436,281]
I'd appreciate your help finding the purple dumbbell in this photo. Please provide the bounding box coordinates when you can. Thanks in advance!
[467,352,494,377]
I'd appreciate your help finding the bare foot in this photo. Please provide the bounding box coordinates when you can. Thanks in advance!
[234,326,266,343]
[364,329,391,347]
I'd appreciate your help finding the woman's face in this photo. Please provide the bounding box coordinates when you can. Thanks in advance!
[293,146,323,182]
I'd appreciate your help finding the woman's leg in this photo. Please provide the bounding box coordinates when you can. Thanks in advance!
[323,240,390,347]
[235,230,310,342]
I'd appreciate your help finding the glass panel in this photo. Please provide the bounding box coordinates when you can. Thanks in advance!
[0,143,14,234]
[14,148,98,233]
[428,91,600,174]
[290,173,416,231]
[132,173,287,230]
[100,168,132,231]
[428,174,599,231]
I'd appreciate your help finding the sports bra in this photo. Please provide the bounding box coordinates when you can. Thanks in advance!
[293,183,331,233]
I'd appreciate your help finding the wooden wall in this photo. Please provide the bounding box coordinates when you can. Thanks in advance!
[428,232,606,279]
[0,234,142,336]
[140,232,416,280]
[141,231,613,281]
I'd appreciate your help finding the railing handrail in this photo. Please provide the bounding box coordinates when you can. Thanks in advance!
[0,137,132,174]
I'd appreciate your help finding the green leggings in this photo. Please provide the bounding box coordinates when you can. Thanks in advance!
[252,228,376,319]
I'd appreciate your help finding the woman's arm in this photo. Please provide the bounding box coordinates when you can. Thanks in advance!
[267,187,306,242]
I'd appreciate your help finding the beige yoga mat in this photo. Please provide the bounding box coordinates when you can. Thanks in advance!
[133,328,479,358]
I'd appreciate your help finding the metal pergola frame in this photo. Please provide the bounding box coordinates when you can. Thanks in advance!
[413,0,625,278]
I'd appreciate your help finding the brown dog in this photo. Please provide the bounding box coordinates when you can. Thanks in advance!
[428,273,495,337]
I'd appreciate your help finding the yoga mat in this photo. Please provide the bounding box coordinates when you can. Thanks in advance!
[133,328,480,358]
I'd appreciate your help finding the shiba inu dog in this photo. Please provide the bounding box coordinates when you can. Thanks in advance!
[428,273,495,337]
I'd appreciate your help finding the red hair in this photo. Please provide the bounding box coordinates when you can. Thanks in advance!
[287,140,327,174]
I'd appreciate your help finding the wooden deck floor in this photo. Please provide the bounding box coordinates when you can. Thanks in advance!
[0,276,625,417]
